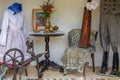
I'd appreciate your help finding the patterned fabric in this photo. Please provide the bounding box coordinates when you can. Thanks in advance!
[21,78,108,80]
[100,0,120,15]
[61,29,96,74]
[22,77,84,80]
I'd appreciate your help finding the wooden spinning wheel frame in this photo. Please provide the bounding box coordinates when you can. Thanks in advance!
[3,48,24,68]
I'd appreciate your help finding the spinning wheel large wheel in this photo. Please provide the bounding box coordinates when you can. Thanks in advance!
[3,48,24,68]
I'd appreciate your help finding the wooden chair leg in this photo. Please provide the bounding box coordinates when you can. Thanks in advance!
[91,53,95,72]
[83,62,89,80]
[25,68,28,76]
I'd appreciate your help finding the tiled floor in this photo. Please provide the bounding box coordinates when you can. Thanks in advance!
[6,65,120,80]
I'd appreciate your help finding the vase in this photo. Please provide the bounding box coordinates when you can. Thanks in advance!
[45,17,51,32]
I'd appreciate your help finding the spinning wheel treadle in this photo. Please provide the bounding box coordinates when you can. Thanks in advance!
[3,48,24,68]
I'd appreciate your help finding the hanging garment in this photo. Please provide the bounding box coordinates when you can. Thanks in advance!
[0,8,29,63]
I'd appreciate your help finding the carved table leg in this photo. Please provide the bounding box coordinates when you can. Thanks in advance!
[38,36,64,78]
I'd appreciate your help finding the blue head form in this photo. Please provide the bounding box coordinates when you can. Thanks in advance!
[8,2,22,15]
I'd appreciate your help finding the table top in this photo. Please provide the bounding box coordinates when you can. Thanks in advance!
[29,30,65,37]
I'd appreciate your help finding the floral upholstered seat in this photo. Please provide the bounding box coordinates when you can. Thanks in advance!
[61,29,98,77]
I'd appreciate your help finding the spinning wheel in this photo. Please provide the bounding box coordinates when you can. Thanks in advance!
[3,48,24,68]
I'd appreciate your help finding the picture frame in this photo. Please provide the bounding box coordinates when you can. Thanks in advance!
[32,9,45,31]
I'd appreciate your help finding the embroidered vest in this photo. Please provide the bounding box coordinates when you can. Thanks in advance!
[100,0,120,15]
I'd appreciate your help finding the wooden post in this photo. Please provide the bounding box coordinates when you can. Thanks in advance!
[79,0,91,48]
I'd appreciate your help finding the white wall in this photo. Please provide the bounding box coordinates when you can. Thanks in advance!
[0,0,117,67]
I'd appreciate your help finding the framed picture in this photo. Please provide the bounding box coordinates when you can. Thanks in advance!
[32,9,45,31]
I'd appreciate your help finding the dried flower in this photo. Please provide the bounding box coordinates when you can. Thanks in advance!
[41,0,54,18]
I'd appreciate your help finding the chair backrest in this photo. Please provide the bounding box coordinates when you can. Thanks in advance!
[68,29,98,48]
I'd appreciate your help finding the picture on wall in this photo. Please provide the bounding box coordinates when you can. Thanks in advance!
[32,9,45,32]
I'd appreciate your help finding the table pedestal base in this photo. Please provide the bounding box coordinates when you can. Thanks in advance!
[38,60,64,78]
[29,34,65,78]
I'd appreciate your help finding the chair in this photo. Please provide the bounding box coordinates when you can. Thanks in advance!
[61,29,98,79]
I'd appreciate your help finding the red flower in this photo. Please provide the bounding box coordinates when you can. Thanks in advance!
[41,0,54,17]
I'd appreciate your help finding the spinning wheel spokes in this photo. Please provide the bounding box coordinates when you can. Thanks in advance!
[5,55,22,64]
[3,48,24,68]
[13,50,16,58]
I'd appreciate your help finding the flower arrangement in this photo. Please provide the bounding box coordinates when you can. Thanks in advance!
[39,0,58,32]
[41,0,54,18]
